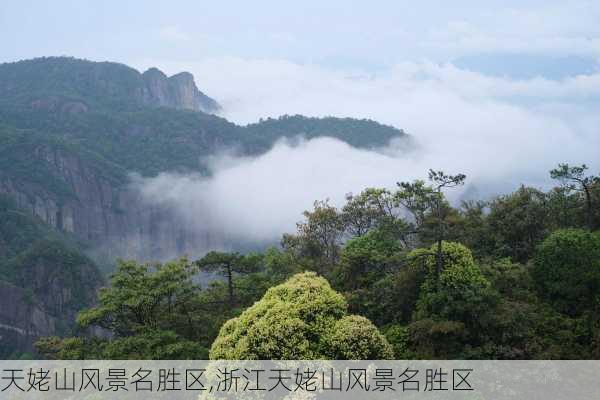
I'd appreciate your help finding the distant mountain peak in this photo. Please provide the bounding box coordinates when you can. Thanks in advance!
[142,67,221,113]
[0,56,221,114]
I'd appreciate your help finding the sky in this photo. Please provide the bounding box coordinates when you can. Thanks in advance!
[2,1,600,74]
[2,1,600,246]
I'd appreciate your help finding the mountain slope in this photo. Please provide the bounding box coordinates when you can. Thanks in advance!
[0,56,410,356]
[0,56,220,113]
[0,195,103,357]
[0,56,409,261]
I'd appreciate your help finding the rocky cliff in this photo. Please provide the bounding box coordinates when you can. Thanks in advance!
[0,280,56,356]
[0,143,224,263]
[142,68,220,113]
[0,201,104,357]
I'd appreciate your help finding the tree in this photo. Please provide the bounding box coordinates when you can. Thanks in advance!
[195,251,260,307]
[36,258,210,360]
[551,164,599,229]
[36,330,207,360]
[533,229,600,316]
[77,258,200,335]
[284,200,345,273]
[334,228,404,290]
[341,190,384,237]
[352,263,426,327]
[396,170,466,279]
[408,242,499,358]
[412,242,494,324]
[452,200,494,258]
[341,188,407,239]
[321,315,394,359]
[427,170,466,278]
[209,272,393,359]
[486,186,550,263]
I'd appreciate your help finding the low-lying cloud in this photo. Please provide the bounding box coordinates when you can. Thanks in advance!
[132,58,600,249]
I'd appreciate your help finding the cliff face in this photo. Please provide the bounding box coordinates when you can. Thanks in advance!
[0,281,56,356]
[142,68,220,113]
[0,144,223,262]
[0,238,105,356]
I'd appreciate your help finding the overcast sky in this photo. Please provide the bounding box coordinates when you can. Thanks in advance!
[2,1,600,75]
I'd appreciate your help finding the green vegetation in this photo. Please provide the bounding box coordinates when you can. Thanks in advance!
[3,57,600,360]
[0,57,407,184]
[35,163,600,360]
[210,272,392,359]
[37,258,208,359]
[0,195,104,358]
[533,229,600,316]
[245,114,406,149]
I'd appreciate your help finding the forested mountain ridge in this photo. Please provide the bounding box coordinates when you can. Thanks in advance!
[0,57,408,356]
[0,56,221,113]
[0,57,406,177]
[0,57,408,261]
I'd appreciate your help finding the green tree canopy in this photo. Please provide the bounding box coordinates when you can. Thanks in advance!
[209,272,393,359]
[533,229,600,316]
[486,186,550,263]
[36,258,210,360]
[408,242,499,358]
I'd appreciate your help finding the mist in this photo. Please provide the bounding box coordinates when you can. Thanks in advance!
[131,59,600,248]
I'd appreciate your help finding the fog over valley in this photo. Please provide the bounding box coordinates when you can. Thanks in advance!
[132,60,600,250]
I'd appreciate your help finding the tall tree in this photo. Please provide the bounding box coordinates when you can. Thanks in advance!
[284,200,344,273]
[195,251,260,307]
[341,188,411,243]
[428,170,467,277]
[550,163,598,229]
[396,170,466,278]
[486,186,550,263]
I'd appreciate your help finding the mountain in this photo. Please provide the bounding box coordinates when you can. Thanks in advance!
[0,56,408,355]
[0,195,103,357]
[0,56,220,113]
[0,57,409,262]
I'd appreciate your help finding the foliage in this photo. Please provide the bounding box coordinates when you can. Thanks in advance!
[485,186,550,263]
[383,324,415,359]
[321,315,394,359]
[407,242,500,358]
[533,229,600,316]
[0,194,104,357]
[77,258,200,335]
[283,200,345,273]
[334,228,404,290]
[551,163,599,229]
[244,114,406,149]
[36,330,207,360]
[196,251,261,306]
[209,272,392,359]
[412,242,492,318]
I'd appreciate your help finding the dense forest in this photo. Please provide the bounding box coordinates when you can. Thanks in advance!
[36,163,600,360]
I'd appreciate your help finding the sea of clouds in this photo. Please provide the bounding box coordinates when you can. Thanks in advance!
[130,58,600,246]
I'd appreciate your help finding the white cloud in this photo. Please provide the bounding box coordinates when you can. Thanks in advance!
[130,56,600,247]
[419,3,600,58]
